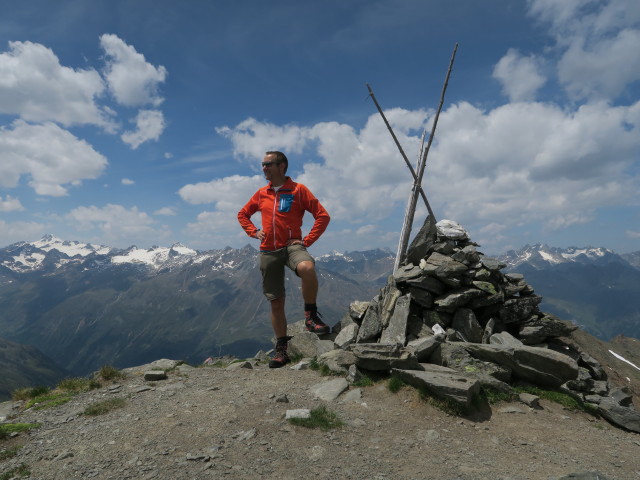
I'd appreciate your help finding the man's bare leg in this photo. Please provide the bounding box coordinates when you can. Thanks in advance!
[296,260,329,334]
[296,260,318,304]
[270,297,287,338]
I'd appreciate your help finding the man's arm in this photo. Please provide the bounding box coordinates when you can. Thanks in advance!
[237,193,261,238]
[299,186,330,247]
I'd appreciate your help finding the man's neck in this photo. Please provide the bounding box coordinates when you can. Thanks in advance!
[270,175,287,188]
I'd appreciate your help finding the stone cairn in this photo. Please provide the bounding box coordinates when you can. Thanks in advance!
[288,217,640,433]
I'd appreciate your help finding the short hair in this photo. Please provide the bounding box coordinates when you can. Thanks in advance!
[266,151,288,174]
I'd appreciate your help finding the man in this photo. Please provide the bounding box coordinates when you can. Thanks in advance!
[237,151,331,368]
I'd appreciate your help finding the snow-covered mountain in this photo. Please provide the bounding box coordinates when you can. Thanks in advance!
[499,243,626,271]
[0,235,259,274]
[0,236,393,376]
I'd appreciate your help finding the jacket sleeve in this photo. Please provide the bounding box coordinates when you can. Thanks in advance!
[299,185,330,247]
[237,191,261,238]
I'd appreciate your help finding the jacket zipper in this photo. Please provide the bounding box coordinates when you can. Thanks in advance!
[272,189,278,250]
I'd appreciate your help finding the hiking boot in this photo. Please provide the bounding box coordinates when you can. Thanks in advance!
[305,310,330,335]
[269,336,292,368]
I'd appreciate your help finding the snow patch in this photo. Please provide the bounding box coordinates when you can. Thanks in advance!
[609,350,640,372]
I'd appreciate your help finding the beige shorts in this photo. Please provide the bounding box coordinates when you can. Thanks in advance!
[259,244,314,301]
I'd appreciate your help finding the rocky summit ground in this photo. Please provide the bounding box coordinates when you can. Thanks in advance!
[2,357,640,480]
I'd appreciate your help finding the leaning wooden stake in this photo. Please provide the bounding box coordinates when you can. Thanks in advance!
[394,43,458,271]
[366,83,433,212]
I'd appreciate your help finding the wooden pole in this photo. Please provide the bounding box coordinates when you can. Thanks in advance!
[366,83,433,212]
[393,43,458,271]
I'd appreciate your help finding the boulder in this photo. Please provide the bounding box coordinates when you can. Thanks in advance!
[289,332,335,358]
[406,335,443,362]
[451,308,483,343]
[380,293,410,345]
[405,215,437,266]
[420,252,468,278]
[351,343,419,371]
[356,296,383,343]
[393,364,481,408]
[463,344,579,388]
[598,396,640,433]
[318,349,357,374]
[334,323,359,349]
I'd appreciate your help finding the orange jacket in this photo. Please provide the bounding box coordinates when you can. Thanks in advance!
[238,177,330,251]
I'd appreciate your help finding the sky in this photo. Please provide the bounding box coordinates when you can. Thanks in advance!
[0,0,639,256]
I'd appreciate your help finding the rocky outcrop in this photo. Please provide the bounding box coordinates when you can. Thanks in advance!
[296,218,639,433]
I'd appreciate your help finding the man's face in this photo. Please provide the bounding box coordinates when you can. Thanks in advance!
[261,154,281,181]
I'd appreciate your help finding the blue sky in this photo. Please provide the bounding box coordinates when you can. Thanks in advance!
[0,0,639,256]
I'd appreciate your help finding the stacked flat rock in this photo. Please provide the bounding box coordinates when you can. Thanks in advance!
[295,217,640,433]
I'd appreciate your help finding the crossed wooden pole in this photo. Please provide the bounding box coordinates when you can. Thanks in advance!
[367,43,458,271]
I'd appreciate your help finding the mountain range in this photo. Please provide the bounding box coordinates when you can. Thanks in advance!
[498,243,640,341]
[0,236,638,400]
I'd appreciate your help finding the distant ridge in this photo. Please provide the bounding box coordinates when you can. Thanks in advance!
[0,336,70,401]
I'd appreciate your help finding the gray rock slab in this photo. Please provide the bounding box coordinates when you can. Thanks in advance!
[392,367,481,408]
[451,308,483,343]
[405,215,437,266]
[226,361,253,370]
[489,331,523,347]
[285,409,311,420]
[289,332,335,358]
[499,296,542,324]
[144,370,168,381]
[342,388,363,403]
[351,343,420,371]
[334,323,359,349]
[480,257,506,271]
[406,275,446,296]
[518,314,577,344]
[406,335,443,362]
[598,397,640,433]
[318,349,357,373]
[420,252,468,278]
[434,288,484,312]
[463,343,579,388]
[380,293,410,345]
[408,286,434,308]
[393,265,423,284]
[311,378,349,402]
[356,296,382,343]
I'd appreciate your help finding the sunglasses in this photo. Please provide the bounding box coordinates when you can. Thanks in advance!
[261,161,280,168]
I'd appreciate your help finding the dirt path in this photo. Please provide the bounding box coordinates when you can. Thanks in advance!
[2,361,640,480]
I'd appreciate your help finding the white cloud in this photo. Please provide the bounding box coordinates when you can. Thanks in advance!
[121,109,165,149]
[0,40,113,129]
[528,0,640,100]
[0,120,108,196]
[0,195,24,212]
[216,109,427,225]
[428,100,640,230]
[178,174,264,208]
[100,34,167,107]
[65,204,165,246]
[215,96,640,251]
[184,209,252,248]
[0,220,46,246]
[216,117,311,162]
[121,178,135,185]
[154,207,176,216]
[626,230,640,239]
[493,49,547,102]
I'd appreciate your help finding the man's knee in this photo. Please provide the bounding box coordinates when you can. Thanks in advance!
[296,260,315,276]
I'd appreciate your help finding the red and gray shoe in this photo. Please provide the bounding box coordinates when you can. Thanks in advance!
[269,336,292,369]
[305,310,330,335]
